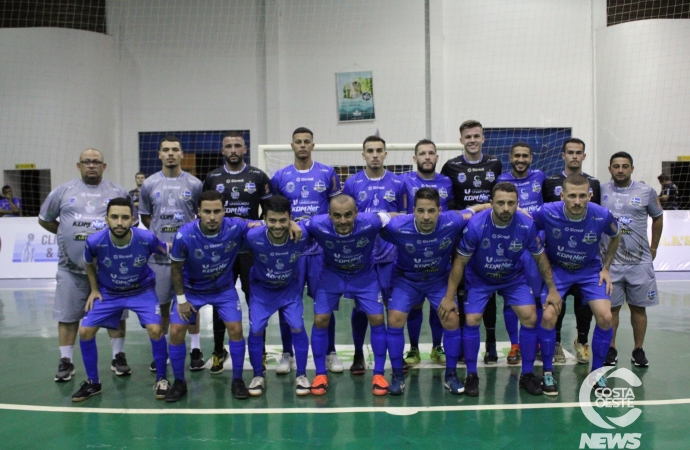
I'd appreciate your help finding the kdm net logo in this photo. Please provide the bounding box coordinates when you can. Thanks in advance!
[579,367,642,449]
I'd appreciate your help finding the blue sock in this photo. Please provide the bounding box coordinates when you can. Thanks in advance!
[80,337,99,384]
[443,327,461,376]
[504,306,520,345]
[150,336,168,381]
[519,325,537,375]
[311,326,329,375]
[327,314,337,354]
[370,323,387,376]
[278,310,293,356]
[170,341,186,382]
[407,308,423,348]
[538,325,556,372]
[463,324,481,374]
[351,309,369,357]
[248,333,264,377]
[429,307,444,348]
[292,328,309,377]
[591,325,614,371]
[229,339,246,380]
[386,326,405,374]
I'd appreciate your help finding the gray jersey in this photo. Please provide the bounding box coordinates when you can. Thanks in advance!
[600,180,663,264]
[139,171,202,264]
[39,178,133,274]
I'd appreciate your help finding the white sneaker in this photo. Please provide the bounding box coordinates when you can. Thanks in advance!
[248,376,265,397]
[327,352,344,373]
[295,375,311,396]
[276,353,295,374]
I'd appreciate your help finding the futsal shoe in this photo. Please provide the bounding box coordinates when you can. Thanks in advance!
[464,373,479,397]
[154,378,170,400]
[372,374,389,396]
[483,343,498,365]
[311,374,328,396]
[189,349,205,371]
[631,347,649,367]
[276,353,296,375]
[327,352,344,373]
[507,344,522,365]
[232,378,250,399]
[110,352,131,376]
[295,375,311,396]
[430,346,446,365]
[541,372,558,396]
[573,340,590,364]
[553,342,566,363]
[604,347,618,366]
[519,373,543,396]
[55,357,75,382]
[350,355,366,375]
[210,348,229,374]
[444,372,465,395]
[72,380,101,402]
[165,379,187,403]
[248,376,265,397]
[388,373,405,395]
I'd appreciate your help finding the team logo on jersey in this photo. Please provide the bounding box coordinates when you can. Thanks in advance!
[458,173,467,183]
[481,238,491,249]
[552,228,562,239]
[582,231,597,244]
[439,237,452,249]
[384,190,396,202]
[532,181,541,193]
[424,247,433,257]
[275,259,284,270]
[614,199,623,210]
[496,243,505,256]
[647,290,656,301]
[405,243,416,253]
[602,194,609,202]
[356,237,370,248]
[509,239,523,252]
[211,252,221,262]
[118,262,129,274]
[286,182,295,193]
[224,241,237,253]
[154,191,161,198]
[358,191,367,202]
[231,187,240,200]
[486,257,493,263]
[630,197,641,207]
[473,176,482,187]
[486,171,495,182]
[314,180,327,193]
[244,182,256,194]
[91,219,106,230]
[555,186,563,196]
[619,215,632,226]
[520,189,529,200]
[438,188,448,198]
[325,240,335,249]
[194,248,205,259]
[301,186,310,198]
[259,254,268,263]
[373,194,380,206]
[342,245,352,254]
[568,236,578,248]
[68,197,76,205]
[216,184,225,193]
[289,252,301,263]
[180,190,192,201]
[85,201,96,213]
[102,257,112,268]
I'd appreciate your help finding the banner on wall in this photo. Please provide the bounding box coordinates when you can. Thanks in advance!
[336,71,375,122]
[0,217,58,278]
[650,210,690,271]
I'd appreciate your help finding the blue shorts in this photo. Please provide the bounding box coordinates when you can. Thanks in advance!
[249,282,304,334]
[522,251,543,299]
[299,253,323,299]
[314,268,383,316]
[546,265,610,304]
[464,275,534,314]
[389,276,449,314]
[82,288,160,330]
[170,288,242,325]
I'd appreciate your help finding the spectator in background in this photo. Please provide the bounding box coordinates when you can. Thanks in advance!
[0,185,22,217]
[657,174,679,210]
[129,172,146,209]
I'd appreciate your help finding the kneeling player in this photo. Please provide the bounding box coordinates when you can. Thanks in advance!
[72,198,170,402]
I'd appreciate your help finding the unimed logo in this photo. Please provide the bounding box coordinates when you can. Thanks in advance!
[579,367,642,449]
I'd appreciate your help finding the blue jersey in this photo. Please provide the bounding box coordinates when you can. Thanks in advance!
[343,170,406,264]
[400,172,454,213]
[532,202,619,271]
[170,218,249,293]
[497,169,546,213]
[380,210,473,283]
[271,161,342,255]
[245,223,311,289]
[457,209,543,284]
[303,212,385,276]
[84,227,168,296]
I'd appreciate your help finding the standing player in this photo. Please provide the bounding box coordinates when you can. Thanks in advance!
[39,149,133,382]
[343,135,405,374]
[533,174,621,393]
[497,142,547,365]
[202,131,272,374]
[381,188,486,395]
[601,152,663,367]
[71,198,170,402]
[439,183,562,397]
[139,136,203,372]
[129,172,146,209]
[441,120,503,363]
[271,127,343,374]
[304,195,392,396]
[398,139,454,368]
[542,138,600,364]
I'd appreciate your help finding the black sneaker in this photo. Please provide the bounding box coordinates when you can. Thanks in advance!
[464,373,480,397]
[165,379,187,403]
[55,357,75,382]
[604,347,618,366]
[519,373,543,396]
[541,372,559,396]
[483,342,498,365]
[154,378,170,400]
[149,360,157,372]
[631,347,649,368]
[189,349,205,371]
[232,378,250,399]
[72,380,101,402]
[210,349,229,375]
[350,355,366,375]
[110,352,132,376]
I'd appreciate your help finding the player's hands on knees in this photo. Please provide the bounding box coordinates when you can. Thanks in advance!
[85,290,102,312]
[437,295,459,320]
[288,220,302,242]
[544,288,562,315]
[177,302,197,321]
[599,268,613,296]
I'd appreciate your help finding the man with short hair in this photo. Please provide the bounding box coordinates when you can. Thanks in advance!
[542,138,599,364]
[139,136,203,372]
[39,149,134,382]
[271,127,343,374]
[602,152,663,367]
[343,135,406,374]
[398,139,454,368]
[129,172,146,209]
[657,174,679,210]
[0,185,22,217]
[202,131,272,374]
[440,182,562,397]
[71,198,170,402]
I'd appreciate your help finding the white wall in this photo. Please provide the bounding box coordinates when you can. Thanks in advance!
[595,19,690,186]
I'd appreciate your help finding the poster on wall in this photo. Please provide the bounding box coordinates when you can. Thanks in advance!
[0,217,58,278]
[336,71,375,123]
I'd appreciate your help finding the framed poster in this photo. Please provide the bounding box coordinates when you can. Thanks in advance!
[336,71,375,122]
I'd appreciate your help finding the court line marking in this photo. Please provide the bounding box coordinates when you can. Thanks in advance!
[1,398,689,415]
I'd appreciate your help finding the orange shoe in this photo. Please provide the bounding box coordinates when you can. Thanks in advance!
[311,374,328,396]
[507,344,522,365]
[372,374,389,396]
